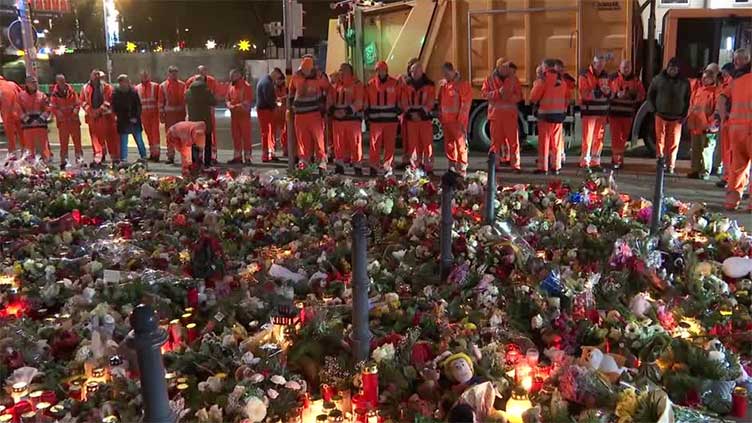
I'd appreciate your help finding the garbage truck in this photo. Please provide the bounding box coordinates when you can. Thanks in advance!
[325,0,752,153]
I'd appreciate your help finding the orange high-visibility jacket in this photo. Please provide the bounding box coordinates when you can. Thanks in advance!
[530,70,571,123]
[168,120,207,149]
[722,71,752,129]
[687,83,719,135]
[50,83,80,124]
[328,76,365,121]
[481,72,522,120]
[438,75,472,128]
[158,79,186,114]
[0,77,21,117]
[135,81,159,114]
[401,76,435,121]
[16,89,50,129]
[226,79,254,115]
[365,75,401,123]
[579,65,610,116]
[81,81,114,121]
[185,74,218,93]
[288,71,329,115]
[609,72,646,118]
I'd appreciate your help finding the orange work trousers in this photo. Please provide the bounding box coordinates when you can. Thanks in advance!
[490,117,520,170]
[276,109,288,156]
[142,111,161,159]
[720,124,732,181]
[537,120,563,172]
[58,122,82,162]
[655,116,682,170]
[211,111,217,162]
[164,111,186,160]
[610,116,632,166]
[167,133,202,175]
[89,116,119,163]
[580,116,606,167]
[22,128,51,160]
[332,120,363,166]
[294,112,326,167]
[231,112,252,159]
[406,119,433,171]
[2,113,21,152]
[258,109,276,160]
[442,121,468,172]
[369,122,398,172]
[724,124,752,210]
[400,115,411,165]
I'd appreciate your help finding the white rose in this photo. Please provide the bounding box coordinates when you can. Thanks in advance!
[285,380,302,391]
[222,334,237,348]
[586,224,598,235]
[270,375,286,385]
[249,373,265,384]
[372,343,396,363]
[206,376,223,392]
[243,396,267,422]
[266,388,279,400]
[241,351,256,365]
[531,314,544,330]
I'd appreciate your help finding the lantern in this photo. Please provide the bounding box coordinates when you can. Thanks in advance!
[505,388,532,423]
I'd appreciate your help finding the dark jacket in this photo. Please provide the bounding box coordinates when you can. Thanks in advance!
[646,70,691,121]
[256,74,277,110]
[112,86,142,133]
[186,79,217,130]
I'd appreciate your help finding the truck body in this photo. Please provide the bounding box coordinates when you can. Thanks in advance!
[326,0,752,151]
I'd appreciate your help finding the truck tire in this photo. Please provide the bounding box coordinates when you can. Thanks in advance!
[469,105,491,151]
[432,117,444,142]
[632,102,656,156]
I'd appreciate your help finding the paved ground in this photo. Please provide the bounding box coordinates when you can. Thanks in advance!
[5,109,750,229]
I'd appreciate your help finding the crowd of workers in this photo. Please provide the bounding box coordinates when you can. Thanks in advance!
[1,49,752,208]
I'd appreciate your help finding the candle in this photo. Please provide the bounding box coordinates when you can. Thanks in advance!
[169,319,184,347]
[12,382,29,403]
[366,410,379,423]
[34,402,50,413]
[328,410,344,423]
[515,363,532,389]
[732,386,748,418]
[0,415,11,423]
[20,412,36,423]
[296,301,306,325]
[525,348,539,367]
[361,365,379,408]
[102,415,119,423]
[505,388,532,423]
[186,323,198,343]
[48,405,65,419]
[187,288,199,308]
[316,415,328,423]
[180,313,193,323]
[28,390,43,406]
[68,384,82,401]
[354,408,367,423]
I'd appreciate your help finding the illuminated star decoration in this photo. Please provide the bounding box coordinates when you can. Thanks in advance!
[154,45,163,53]
[126,42,137,53]
[206,40,216,50]
[238,39,251,52]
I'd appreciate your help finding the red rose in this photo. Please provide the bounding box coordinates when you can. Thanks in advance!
[174,214,187,226]
[410,342,433,366]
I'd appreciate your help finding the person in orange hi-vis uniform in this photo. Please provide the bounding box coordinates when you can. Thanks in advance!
[646,57,691,174]
[185,65,218,164]
[135,70,161,161]
[81,69,119,165]
[274,71,289,157]
[16,76,51,161]
[438,62,472,177]
[289,57,330,172]
[226,69,254,164]
[578,55,611,171]
[402,62,436,174]
[158,66,186,164]
[686,70,719,180]
[328,63,365,175]
[0,76,22,154]
[49,74,82,167]
[166,120,207,176]
[530,59,571,175]
[365,60,401,177]
[256,68,285,162]
[399,57,420,168]
[714,63,735,188]
[609,60,645,169]
[721,48,752,210]
[482,58,522,171]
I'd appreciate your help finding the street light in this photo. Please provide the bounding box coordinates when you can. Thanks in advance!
[206,40,216,50]
[184,28,189,32]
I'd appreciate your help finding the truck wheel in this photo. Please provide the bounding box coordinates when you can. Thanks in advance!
[432,117,443,142]
[640,114,656,157]
[469,105,491,151]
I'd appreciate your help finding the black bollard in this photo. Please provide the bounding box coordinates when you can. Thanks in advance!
[440,171,457,282]
[650,157,665,235]
[287,111,297,174]
[350,211,372,362]
[485,152,497,225]
[127,304,175,423]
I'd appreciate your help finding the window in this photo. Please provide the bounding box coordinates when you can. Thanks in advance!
[659,0,689,5]
[735,0,750,4]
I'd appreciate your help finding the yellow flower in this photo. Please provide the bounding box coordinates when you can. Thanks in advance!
[615,388,638,423]
[179,249,191,263]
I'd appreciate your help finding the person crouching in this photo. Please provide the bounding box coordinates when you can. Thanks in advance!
[167,120,207,176]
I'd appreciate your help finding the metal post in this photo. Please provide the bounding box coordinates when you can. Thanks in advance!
[650,157,665,235]
[283,0,297,174]
[102,0,112,82]
[485,152,497,225]
[127,304,175,423]
[646,0,656,85]
[17,0,37,78]
[350,211,371,362]
[440,171,457,281]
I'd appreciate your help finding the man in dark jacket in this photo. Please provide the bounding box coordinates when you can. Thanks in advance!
[112,74,147,163]
[646,57,691,174]
[256,68,283,161]
[186,77,217,167]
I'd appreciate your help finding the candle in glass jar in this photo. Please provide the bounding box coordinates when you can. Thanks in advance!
[12,382,29,403]
[0,415,10,423]
[366,410,379,423]
[186,323,198,343]
[28,390,43,406]
[187,288,199,308]
[525,348,539,367]
[732,386,748,418]
[362,365,379,407]
[20,411,36,423]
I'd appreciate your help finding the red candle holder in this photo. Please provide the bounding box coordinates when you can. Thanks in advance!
[187,288,199,308]
[186,323,198,343]
[361,365,379,408]
[732,386,748,418]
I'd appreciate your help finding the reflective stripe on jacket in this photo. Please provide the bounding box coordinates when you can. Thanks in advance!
[365,75,401,122]
[579,65,610,116]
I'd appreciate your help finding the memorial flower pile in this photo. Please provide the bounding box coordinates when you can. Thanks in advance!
[0,158,749,422]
